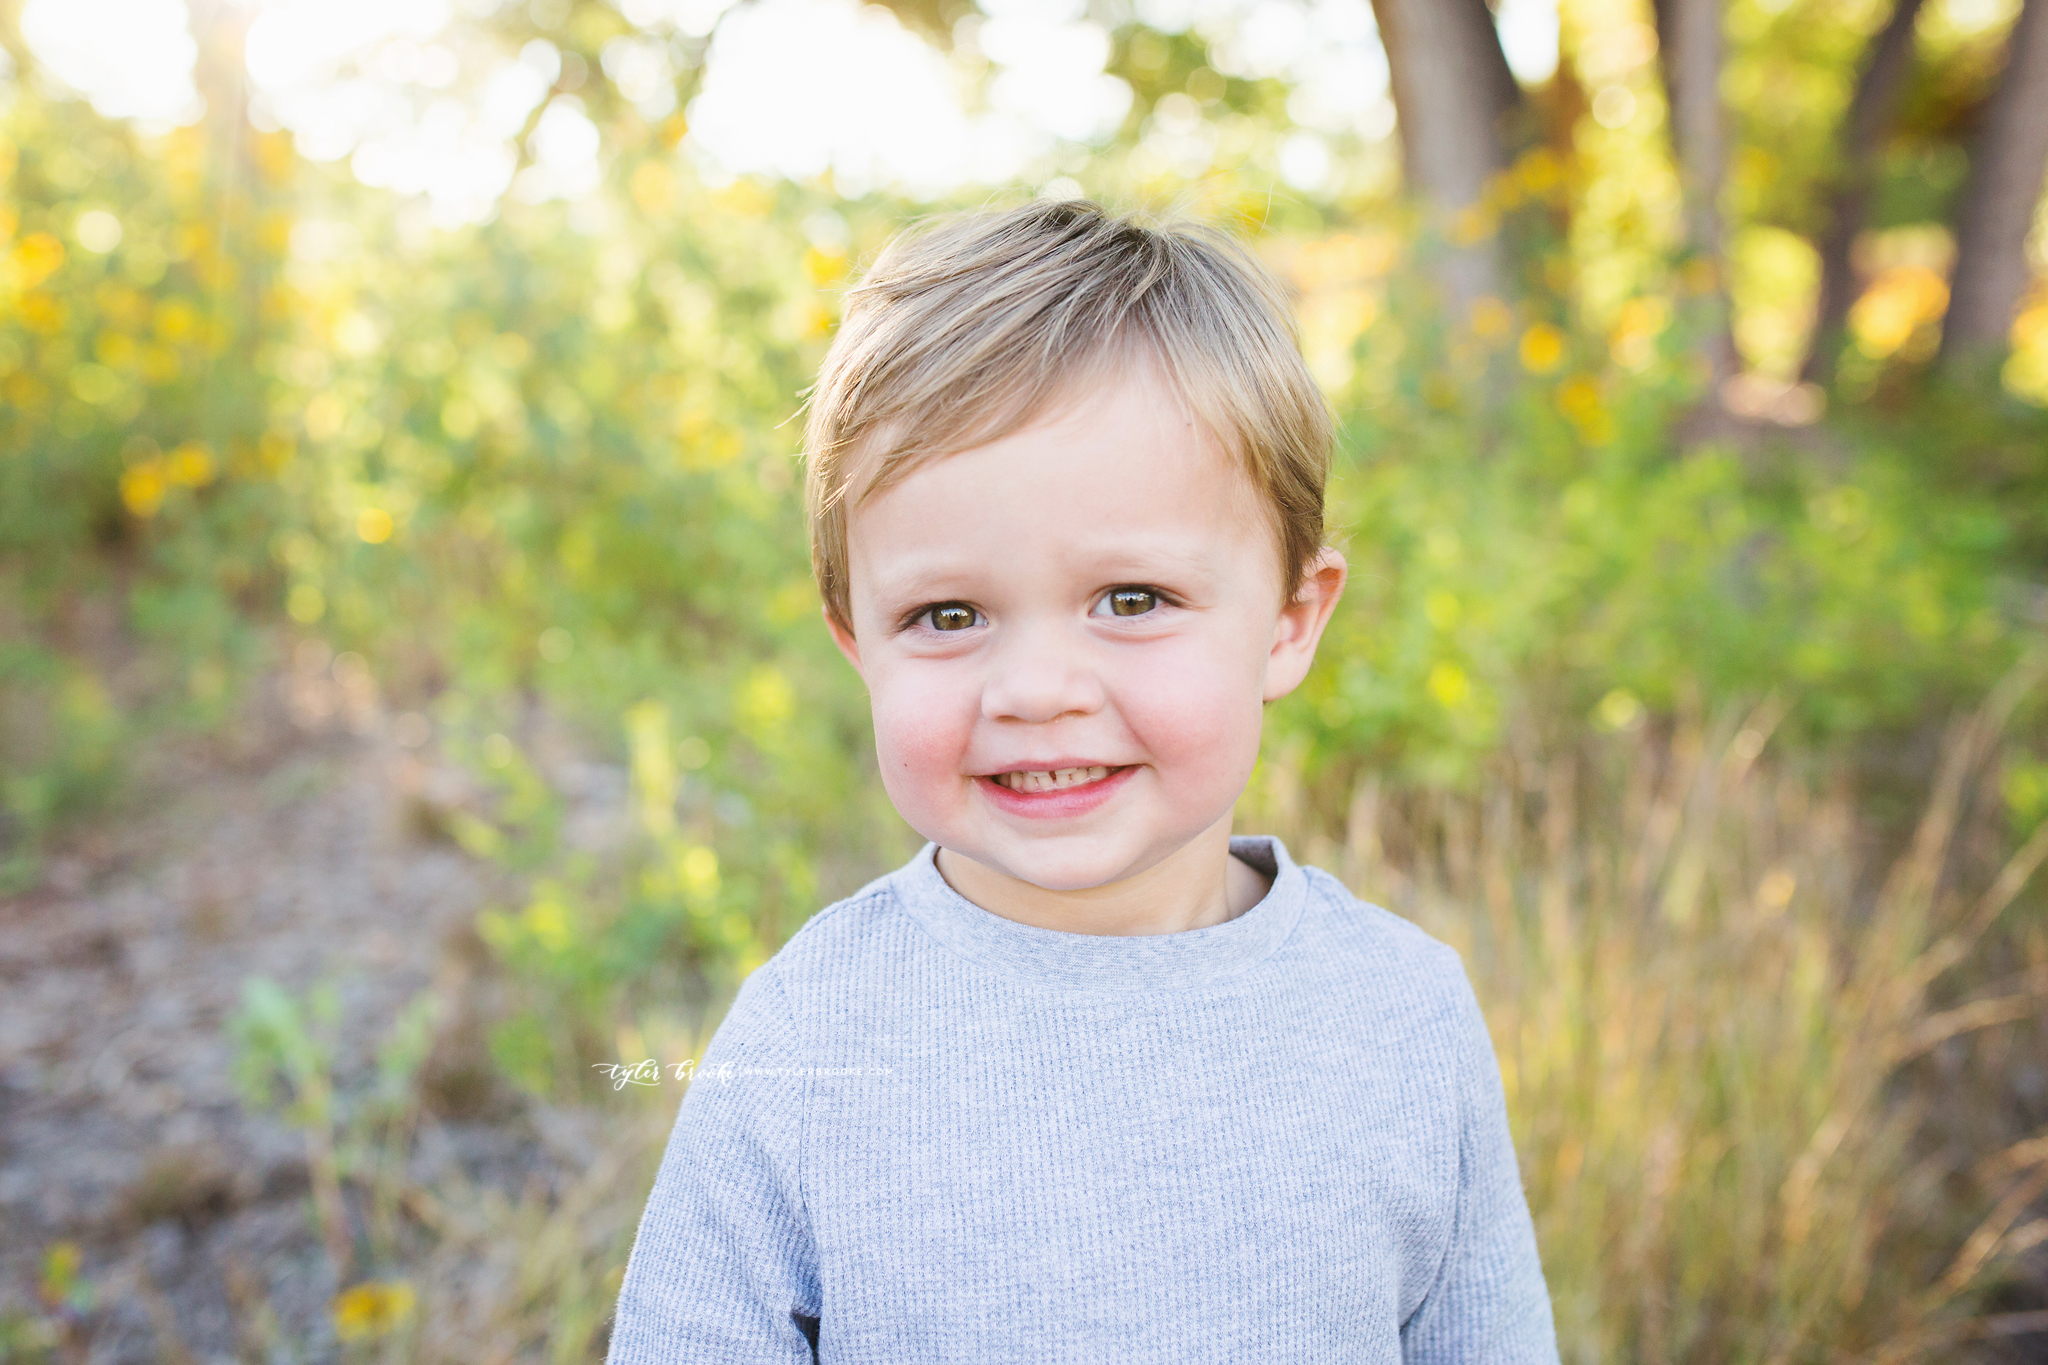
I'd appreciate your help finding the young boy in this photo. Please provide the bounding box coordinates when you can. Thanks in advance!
[606,200,1558,1363]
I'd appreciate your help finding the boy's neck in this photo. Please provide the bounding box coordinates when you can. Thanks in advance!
[933,815,1273,937]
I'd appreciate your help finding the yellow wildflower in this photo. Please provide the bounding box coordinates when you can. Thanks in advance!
[12,232,64,288]
[332,1280,415,1342]
[1427,662,1471,709]
[119,463,167,518]
[1519,323,1566,374]
[166,441,215,487]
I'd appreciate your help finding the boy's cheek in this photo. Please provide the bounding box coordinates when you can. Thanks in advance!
[871,729,976,844]
[867,672,977,786]
[1109,645,1264,756]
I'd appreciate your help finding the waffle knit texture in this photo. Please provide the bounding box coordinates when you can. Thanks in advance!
[606,835,1559,1364]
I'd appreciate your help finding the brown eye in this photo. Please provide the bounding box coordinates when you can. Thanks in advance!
[927,603,978,631]
[1108,589,1157,616]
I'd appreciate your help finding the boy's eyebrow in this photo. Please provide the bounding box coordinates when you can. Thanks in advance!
[862,540,1224,602]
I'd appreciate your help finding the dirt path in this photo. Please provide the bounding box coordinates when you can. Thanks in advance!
[0,666,605,1361]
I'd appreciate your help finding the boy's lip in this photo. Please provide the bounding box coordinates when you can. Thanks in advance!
[972,763,1136,819]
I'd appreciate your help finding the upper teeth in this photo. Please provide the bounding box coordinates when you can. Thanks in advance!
[996,766,1110,793]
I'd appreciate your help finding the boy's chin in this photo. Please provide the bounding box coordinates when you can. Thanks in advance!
[949,835,1170,895]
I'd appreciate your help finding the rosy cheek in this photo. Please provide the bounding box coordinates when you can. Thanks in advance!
[866,665,977,808]
[1110,640,1263,779]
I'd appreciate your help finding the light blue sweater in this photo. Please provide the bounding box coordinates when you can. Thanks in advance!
[607,836,1558,1363]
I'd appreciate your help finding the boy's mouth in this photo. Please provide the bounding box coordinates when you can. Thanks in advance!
[988,765,1126,794]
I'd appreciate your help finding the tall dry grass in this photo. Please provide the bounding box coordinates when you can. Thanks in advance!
[1252,671,2048,1362]
[395,1103,673,1365]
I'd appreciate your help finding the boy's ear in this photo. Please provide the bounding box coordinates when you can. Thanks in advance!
[824,605,864,676]
[1262,548,1347,703]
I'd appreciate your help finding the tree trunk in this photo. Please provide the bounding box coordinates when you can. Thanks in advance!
[1940,0,2048,371]
[1802,0,1929,386]
[1370,0,1524,321]
[1653,0,1739,391]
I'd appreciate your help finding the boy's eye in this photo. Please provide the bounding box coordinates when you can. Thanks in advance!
[924,603,979,631]
[1103,588,1158,617]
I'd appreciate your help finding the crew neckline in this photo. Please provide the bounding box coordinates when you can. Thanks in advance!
[886,835,1309,993]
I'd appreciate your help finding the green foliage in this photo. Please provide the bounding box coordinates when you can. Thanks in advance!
[230,975,343,1125]
[470,697,853,1099]
[230,974,441,1168]
[1264,291,2046,797]
[0,1244,91,1365]
[0,1307,61,1365]
[229,973,445,1282]
[0,643,123,884]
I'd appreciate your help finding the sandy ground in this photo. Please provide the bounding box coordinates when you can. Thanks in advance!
[0,666,622,1362]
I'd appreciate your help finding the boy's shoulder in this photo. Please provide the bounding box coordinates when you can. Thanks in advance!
[1294,861,1468,978]
[751,864,912,984]
[1290,862,1480,1043]
[754,847,1469,1002]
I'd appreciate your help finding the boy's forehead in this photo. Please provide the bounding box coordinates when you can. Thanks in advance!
[855,404,1239,529]
[845,360,1230,513]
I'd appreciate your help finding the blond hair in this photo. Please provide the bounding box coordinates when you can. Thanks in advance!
[803,199,1332,632]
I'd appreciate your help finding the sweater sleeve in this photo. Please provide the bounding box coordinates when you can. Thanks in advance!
[1401,959,1559,1365]
[607,964,822,1365]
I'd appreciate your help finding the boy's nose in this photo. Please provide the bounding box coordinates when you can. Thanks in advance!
[979,628,1106,725]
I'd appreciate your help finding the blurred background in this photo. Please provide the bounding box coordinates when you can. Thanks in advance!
[3,0,2048,1357]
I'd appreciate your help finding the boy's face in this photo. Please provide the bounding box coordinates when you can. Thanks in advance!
[827,360,1345,897]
